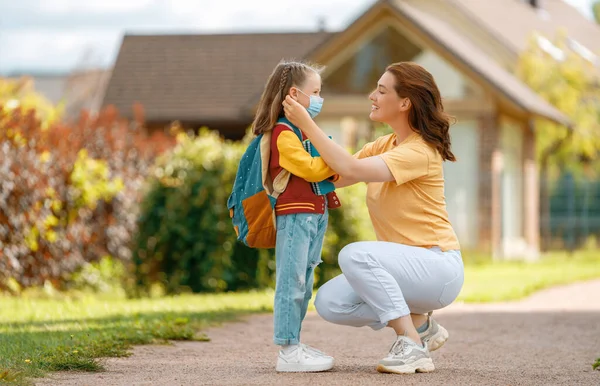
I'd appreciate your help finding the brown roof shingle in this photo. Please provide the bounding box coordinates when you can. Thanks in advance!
[102,32,333,123]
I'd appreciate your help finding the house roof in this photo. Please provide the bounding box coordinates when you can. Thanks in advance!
[390,0,570,126]
[450,0,600,56]
[102,32,333,122]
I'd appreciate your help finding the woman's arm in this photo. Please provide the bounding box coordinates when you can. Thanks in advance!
[334,177,361,189]
[283,96,394,183]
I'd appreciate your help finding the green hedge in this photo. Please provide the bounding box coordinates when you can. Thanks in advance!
[132,129,273,294]
[133,129,375,294]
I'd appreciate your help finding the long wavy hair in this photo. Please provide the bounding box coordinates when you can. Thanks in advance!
[252,60,323,135]
[386,62,456,162]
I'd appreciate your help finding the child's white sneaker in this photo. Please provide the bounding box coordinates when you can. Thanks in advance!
[301,343,333,359]
[276,345,334,372]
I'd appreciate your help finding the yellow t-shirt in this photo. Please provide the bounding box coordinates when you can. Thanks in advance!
[355,132,460,251]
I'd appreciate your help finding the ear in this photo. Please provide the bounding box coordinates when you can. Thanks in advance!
[288,87,299,101]
[399,98,411,112]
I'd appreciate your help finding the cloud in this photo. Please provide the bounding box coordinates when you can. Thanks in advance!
[0,29,121,73]
[39,0,156,14]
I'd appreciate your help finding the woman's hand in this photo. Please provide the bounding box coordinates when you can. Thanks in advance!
[283,95,314,131]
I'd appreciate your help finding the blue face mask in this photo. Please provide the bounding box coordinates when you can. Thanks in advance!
[296,88,324,118]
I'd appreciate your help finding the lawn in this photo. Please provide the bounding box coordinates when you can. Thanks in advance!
[0,291,274,384]
[1,250,599,384]
[458,250,600,302]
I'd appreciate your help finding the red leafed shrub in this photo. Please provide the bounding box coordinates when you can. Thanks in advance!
[0,103,175,290]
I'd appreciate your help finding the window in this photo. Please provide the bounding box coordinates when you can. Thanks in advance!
[324,26,422,95]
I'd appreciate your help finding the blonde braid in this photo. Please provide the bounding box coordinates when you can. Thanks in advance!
[279,64,291,92]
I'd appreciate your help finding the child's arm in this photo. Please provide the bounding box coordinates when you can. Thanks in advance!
[276,129,336,183]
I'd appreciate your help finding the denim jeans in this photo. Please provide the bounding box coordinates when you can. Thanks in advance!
[273,210,328,345]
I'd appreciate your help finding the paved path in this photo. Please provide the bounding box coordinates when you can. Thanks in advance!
[36,280,600,385]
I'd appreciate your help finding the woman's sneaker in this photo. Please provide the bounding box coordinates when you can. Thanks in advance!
[419,313,449,352]
[276,345,334,372]
[376,335,435,374]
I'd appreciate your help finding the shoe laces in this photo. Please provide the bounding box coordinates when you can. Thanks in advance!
[389,337,408,356]
[295,345,318,360]
[301,344,326,357]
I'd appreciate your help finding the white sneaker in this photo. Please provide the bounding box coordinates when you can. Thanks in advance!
[276,345,334,372]
[419,313,449,352]
[300,343,333,359]
[376,335,435,374]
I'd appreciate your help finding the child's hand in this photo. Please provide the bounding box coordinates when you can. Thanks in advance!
[283,95,313,129]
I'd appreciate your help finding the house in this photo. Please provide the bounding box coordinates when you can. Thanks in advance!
[102,0,600,258]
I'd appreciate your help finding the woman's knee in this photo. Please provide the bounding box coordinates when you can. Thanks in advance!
[338,242,370,273]
[314,277,348,323]
[314,286,334,321]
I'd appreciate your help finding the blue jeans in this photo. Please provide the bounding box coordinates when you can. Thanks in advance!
[273,211,329,345]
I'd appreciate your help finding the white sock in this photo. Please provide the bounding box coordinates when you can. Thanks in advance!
[281,344,299,354]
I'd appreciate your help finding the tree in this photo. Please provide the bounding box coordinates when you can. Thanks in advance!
[517,32,600,250]
[593,1,600,24]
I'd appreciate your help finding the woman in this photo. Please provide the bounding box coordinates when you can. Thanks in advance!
[282,62,464,375]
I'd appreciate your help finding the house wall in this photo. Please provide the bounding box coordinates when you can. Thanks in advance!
[500,115,527,258]
[523,122,540,258]
[477,112,502,257]
[443,119,480,249]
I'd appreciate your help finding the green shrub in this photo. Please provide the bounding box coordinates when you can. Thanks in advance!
[132,129,275,294]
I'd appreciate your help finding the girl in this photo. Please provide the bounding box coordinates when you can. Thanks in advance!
[251,60,340,372]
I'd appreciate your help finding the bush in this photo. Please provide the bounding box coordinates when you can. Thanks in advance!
[0,80,173,290]
[133,129,376,293]
[132,129,275,294]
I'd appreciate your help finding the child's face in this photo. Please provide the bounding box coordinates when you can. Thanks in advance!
[290,71,322,109]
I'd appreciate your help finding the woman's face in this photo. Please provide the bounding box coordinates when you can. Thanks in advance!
[369,71,409,123]
[291,71,322,109]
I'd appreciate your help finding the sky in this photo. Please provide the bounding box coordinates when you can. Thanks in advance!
[0,0,596,75]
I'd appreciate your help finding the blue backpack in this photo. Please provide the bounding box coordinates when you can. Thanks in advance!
[227,124,289,249]
[227,118,334,248]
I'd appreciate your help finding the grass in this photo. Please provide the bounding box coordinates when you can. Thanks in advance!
[458,249,600,302]
[0,291,274,385]
[1,249,599,384]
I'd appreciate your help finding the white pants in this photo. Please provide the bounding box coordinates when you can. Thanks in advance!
[315,241,464,330]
